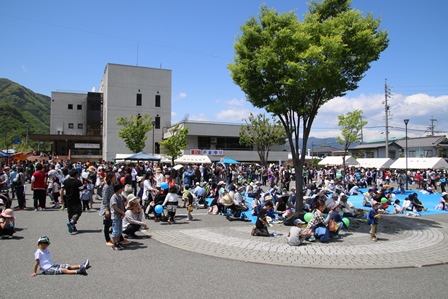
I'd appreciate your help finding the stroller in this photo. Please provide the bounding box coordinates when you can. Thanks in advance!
[144,192,168,222]
[0,192,12,209]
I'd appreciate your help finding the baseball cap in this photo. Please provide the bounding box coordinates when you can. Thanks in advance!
[37,236,50,244]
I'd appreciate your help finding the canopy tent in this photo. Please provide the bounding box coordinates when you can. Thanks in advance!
[356,158,394,169]
[0,151,11,158]
[389,157,448,169]
[217,157,240,165]
[124,151,160,161]
[174,154,211,164]
[317,156,359,166]
[153,154,172,164]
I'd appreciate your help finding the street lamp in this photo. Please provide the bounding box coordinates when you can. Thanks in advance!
[404,119,409,191]
[151,120,156,155]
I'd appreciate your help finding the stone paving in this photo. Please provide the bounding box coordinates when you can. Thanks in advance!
[144,212,448,269]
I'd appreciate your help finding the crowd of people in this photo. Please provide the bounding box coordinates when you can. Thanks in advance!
[0,158,447,270]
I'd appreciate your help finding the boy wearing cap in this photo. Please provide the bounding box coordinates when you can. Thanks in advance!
[31,236,90,276]
[286,219,306,246]
[367,201,381,242]
[0,208,15,238]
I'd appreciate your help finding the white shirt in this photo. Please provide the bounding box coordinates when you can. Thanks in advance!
[34,248,54,271]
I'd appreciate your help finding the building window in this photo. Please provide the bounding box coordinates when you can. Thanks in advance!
[77,104,82,110]
[136,94,142,106]
[365,151,374,158]
[423,150,433,157]
[78,123,83,129]
[408,150,416,157]
[68,123,74,129]
[68,104,73,110]
[155,116,160,129]
[155,94,161,107]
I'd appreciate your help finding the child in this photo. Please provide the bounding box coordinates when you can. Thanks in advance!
[185,192,194,221]
[52,177,61,209]
[110,183,126,251]
[251,201,273,237]
[286,219,306,246]
[31,236,90,276]
[393,199,403,214]
[0,208,15,238]
[162,186,179,224]
[182,185,191,208]
[122,200,147,239]
[80,184,92,212]
[367,200,381,242]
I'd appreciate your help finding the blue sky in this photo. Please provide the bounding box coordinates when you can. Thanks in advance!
[1,0,447,142]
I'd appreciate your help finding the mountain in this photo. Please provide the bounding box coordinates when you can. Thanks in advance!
[0,78,50,148]
[285,137,343,151]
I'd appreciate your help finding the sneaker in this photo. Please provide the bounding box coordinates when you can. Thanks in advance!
[77,266,88,275]
[67,222,74,233]
[307,236,316,242]
[120,238,131,244]
[7,235,13,239]
[112,244,123,251]
[106,240,114,246]
[34,209,38,212]
[81,259,91,269]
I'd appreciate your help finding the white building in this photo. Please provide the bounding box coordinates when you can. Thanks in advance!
[100,63,172,161]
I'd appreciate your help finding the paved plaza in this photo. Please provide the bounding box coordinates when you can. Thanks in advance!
[2,184,448,298]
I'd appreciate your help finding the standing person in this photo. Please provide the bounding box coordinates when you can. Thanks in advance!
[60,169,83,234]
[31,236,90,276]
[110,183,126,251]
[185,192,194,221]
[368,200,381,242]
[162,186,179,224]
[100,172,116,246]
[51,177,61,209]
[13,166,26,210]
[251,201,273,237]
[31,164,47,211]
[9,166,17,201]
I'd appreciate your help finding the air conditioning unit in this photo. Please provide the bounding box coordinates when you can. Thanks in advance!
[211,137,217,144]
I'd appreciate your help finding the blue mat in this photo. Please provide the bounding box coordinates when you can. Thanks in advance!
[349,188,448,216]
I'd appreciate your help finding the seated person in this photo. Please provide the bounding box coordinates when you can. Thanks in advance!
[402,197,413,212]
[251,201,274,237]
[122,199,147,239]
[251,192,261,216]
[363,189,374,207]
[409,193,428,212]
[348,184,361,195]
[286,219,307,246]
[274,195,289,215]
[435,192,448,210]
[393,199,403,214]
[0,208,15,238]
[339,194,355,217]
[324,193,340,213]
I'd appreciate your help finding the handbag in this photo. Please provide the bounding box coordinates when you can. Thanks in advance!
[187,205,194,212]
[328,220,338,232]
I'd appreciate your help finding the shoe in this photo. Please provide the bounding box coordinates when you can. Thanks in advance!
[77,266,87,275]
[72,226,78,233]
[167,220,172,224]
[106,240,114,246]
[331,235,342,239]
[112,244,123,251]
[126,234,139,239]
[34,209,38,212]
[371,236,378,242]
[307,236,316,242]
[120,238,131,244]
[67,222,74,233]
[81,259,91,269]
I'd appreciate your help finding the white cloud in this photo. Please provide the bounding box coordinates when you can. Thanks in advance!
[189,113,208,121]
[175,92,187,100]
[171,111,177,117]
[216,109,251,122]
[21,65,28,72]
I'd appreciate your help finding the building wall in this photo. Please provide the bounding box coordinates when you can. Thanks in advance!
[100,64,172,161]
[50,92,87,135]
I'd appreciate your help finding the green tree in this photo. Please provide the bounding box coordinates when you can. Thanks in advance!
[228,0,388,212]
[159,123,189,165]
[117,113,153,153]
[240,113,287,166]
[336,109,367,168]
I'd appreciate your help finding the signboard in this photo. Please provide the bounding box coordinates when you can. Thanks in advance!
[74,143,100,149]
[13,138,22,144]
[190,149,224,156]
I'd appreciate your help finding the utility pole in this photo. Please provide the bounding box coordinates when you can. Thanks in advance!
[429,116,437,136]
[384,79,391,158]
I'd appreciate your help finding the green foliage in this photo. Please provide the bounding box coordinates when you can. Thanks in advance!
[239,113,287,165]
[228,0,389,211]
[159,123,189,164]
[0,78,50,150]
[117,113,153,153]
[336,109,368,158]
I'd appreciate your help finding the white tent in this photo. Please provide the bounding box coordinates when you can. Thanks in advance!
[317,156,359,166]
[356,158,394,169]
[389,157,448,169]
[174,154,212,164]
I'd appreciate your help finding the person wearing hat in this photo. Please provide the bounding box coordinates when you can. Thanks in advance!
[286,219,306,246]
[367,200,381,242]
[436,192,448,211]
[0,208,15,238]
[31,236,90,276]
[122,199,147,239]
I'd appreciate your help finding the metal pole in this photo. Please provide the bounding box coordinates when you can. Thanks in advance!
[152,121,155,155]
[404,119,409,191]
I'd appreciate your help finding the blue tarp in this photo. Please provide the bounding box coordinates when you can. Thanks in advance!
[217,157,240,165]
